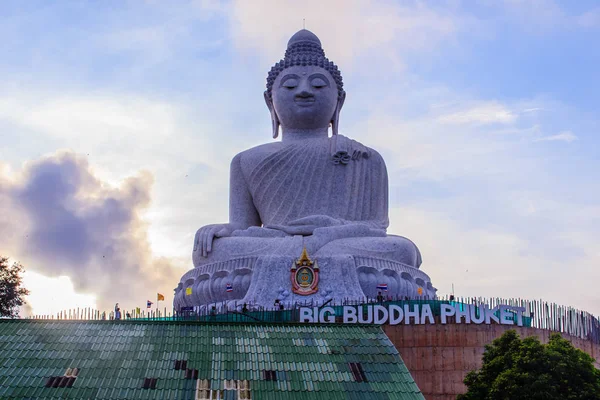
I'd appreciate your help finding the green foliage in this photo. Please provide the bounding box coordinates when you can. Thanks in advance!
[458,329,600,400]
[0,256,30,318]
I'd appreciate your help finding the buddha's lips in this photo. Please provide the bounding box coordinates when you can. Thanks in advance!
[294,97,315,105]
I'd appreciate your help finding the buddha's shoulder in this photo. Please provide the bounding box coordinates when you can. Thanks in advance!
[366,146,384,161]
[233,142,285,161]
[231,142,286,170]
[336,135,385,162]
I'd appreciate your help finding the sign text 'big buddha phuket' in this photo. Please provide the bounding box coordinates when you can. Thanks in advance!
[299,303,526,326]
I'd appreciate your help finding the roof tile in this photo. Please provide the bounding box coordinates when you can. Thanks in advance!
[0,319,423,399]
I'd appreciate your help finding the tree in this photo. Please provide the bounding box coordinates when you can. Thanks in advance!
[0,256,30,318]
[458,329,600,400]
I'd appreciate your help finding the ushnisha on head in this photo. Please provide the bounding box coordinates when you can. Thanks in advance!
[265,29,346,138]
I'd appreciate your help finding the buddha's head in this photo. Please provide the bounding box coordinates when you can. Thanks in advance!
[265,29,345,138]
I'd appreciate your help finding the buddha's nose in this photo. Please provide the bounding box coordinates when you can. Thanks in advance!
[296,90,313,98]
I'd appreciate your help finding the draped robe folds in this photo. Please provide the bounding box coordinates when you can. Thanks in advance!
[239,135,389,234]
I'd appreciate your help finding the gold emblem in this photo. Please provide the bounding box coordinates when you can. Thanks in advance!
[291,247,319,295]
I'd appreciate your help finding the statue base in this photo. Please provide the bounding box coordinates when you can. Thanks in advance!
[174,244,437,311]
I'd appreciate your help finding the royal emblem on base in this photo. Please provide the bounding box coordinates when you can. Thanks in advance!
[291,247,319,295]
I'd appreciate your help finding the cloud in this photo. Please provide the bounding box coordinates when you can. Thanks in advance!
[229,0,469,69]
[0,89,234,193]
[390,203,600,315]
[102,26,171,57]
[0,151,185,312]
[522,108,543,112]
[97,1,227,63]
[535,131,578,143]
[577,8,600,28]
[436,102,517,126]
[21,271,96,316]
[354,92,532,182]
[495,0,564,27]
[0,87,243,267]
[0,92,177,142]
[488,0,600,32]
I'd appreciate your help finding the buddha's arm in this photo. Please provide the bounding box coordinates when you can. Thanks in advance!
[228,152,261,228]
[193,153,261,257]
[266,216,387,235]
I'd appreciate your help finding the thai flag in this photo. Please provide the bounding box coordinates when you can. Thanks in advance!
[226,283,233,292]
[147,300,153,308]
[376,283,388,291]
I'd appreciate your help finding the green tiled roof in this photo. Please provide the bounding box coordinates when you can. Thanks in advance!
[0,320,423,399]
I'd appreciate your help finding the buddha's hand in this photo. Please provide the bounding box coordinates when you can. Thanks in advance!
[193,224,234,257]
[266,215,343,235]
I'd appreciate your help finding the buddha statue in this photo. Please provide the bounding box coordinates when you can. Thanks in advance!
[174,29,436,311]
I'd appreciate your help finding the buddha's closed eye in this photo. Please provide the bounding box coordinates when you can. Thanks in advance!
[311,77,327,88]
[282,78,298,88]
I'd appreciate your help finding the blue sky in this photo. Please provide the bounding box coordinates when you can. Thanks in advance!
[0,0,598,316]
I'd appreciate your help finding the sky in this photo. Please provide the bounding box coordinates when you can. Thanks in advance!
[0,0,599,317]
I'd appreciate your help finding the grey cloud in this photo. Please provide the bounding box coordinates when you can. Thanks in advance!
[0,151,184,311]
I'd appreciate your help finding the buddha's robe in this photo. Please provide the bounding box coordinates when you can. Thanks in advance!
[193,135,421,269]
[241,135,388,231]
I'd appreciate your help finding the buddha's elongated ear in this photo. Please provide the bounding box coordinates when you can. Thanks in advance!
[331,91,346,136]
[264,91,280,139]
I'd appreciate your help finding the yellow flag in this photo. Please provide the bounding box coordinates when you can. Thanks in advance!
[185,287,192,296]
[157,293,165,301]
[417,287,423,295]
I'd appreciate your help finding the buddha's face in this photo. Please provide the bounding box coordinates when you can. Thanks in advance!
[271,65,339,130]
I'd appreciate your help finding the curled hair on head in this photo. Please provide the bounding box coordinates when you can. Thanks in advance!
[266,41,344,100]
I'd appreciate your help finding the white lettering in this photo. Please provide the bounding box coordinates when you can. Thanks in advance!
[440,304,455,324]
[299,307,313,323]
[455,304,471,324]
[319,307,336,323]
[485,306,500,324]
[374,305,388,325]
[499,306,514,325]
[420,304,434,324]
[470,305,486,324]
[404,304,420,324]
[299,302,521,326]
[389,305,404,325]
[343,306,357,324]
[358,305,373,324]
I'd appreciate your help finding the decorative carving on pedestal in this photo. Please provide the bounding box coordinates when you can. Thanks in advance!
[290,248,319,295]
